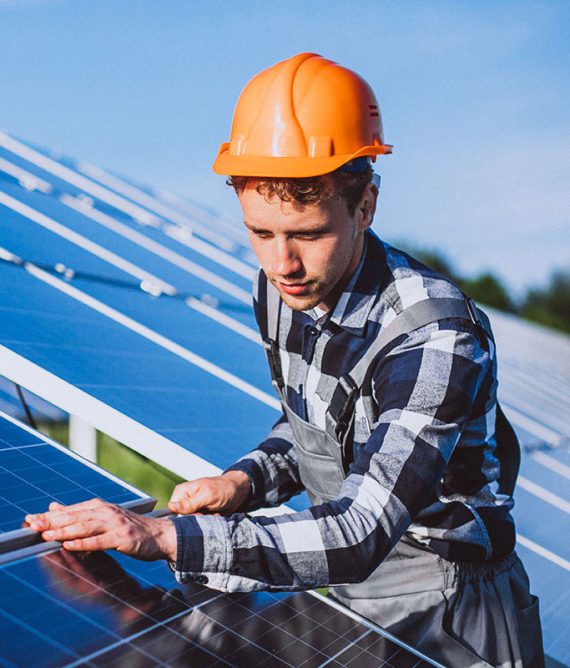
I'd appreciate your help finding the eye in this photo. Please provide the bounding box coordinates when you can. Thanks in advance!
[295,232,320,241]
[250,230,272,239]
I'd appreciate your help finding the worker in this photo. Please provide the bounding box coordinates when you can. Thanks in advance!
[26,53,544,667]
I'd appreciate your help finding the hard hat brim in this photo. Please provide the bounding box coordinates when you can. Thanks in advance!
[212,143,393,178]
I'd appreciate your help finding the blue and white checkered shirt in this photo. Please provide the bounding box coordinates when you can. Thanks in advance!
[172,231,516,591]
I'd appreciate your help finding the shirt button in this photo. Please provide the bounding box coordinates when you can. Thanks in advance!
[193,575,209,585]
[308,327,318,336]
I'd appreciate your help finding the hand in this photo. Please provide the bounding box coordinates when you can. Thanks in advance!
[25,498,178,561]
[168,470,251,515]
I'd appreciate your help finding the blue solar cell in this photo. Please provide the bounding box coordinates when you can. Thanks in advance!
[0,610,78,667]
[0,144,255,271]
[520,453,570,502]
[514,487,570,562]
[0,414,146,535]
[0,471,21,490]
[0,425,43,448]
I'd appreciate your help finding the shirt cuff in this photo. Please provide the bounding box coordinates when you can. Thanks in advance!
[224,460,265,510]
[171,514,233,589]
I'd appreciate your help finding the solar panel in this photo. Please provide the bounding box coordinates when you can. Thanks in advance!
[0,411,150,536]
[0,548,439,667]
[0,412,438,667]
[0,132,569,664]
[488,308,570,449]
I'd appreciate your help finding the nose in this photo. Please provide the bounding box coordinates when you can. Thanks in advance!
[272,238,302,278]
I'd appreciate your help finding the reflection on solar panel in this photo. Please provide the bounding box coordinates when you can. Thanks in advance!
[0,376,66,424]
[0,549,438,667]
[0,131,569,664]
[0,412,147,535]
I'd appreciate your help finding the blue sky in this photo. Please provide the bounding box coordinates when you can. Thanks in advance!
[1,0,568,295]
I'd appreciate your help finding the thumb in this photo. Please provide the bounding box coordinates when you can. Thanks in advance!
[168,482,203,514]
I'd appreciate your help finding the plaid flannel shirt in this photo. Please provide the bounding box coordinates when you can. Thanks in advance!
[172,231,516,591]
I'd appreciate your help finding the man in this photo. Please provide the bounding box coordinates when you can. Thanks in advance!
[26,53,543,666]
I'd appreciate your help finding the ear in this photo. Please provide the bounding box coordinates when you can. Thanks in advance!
[356,181,378,231]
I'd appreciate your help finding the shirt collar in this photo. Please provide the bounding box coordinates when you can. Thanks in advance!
[328,230,387,336]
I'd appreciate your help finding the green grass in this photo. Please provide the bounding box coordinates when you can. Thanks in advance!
[39,421,184,508]
[97,433,184,508]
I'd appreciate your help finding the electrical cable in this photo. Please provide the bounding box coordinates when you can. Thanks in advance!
[14,383,37,430]
[0,254,249,313]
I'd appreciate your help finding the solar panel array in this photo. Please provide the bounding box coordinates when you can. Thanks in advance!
[0,413,439,668]
[1,550,439,668]
[485,308,570,663]
[0,131,568,665]
[0,130,277,487]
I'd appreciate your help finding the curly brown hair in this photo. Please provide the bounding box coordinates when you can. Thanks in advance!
[227,167,373,216]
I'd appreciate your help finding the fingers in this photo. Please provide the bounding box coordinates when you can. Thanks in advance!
[21,501,66,527]
[169,484,219,514]
[41,519,106,543]
[169,480,207,514]
[49,501,67,511]
[61,533,118,553]
[169,480,197,505]
[23,500,170,561]
[25,499,121,552]
[25,508,99,533]
[168,476,244,515]
[26,498,107,529]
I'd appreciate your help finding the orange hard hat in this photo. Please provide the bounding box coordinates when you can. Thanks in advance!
[213,52,392,178]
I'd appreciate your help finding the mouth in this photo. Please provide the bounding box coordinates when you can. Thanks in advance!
[277,281,311,296]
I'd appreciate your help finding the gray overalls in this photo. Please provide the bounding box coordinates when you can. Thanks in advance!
[264,284,544,668]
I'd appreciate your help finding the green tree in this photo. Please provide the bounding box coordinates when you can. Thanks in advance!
[521,270,570,334]
[413,249,461,284]
[394,240,569,335]
[461,273,515,312]
[401,245,514,312]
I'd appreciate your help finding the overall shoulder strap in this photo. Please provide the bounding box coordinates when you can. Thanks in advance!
[266,280,281,343]
[327,294,520,497]
[263,281,286,398]
[326,295,492,444]
[494,403,521,496]
[350,296,491,388]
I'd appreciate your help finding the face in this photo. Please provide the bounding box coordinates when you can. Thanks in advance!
[238,183,377,312]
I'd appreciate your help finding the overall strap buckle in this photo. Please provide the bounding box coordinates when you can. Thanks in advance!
[463,294,493,347]
[327,374,359,442]
[464,296,482,327]
[264,339,285,393]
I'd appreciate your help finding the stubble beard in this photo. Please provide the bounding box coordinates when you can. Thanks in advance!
[272,232,360,312]
[275,281,324,311]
